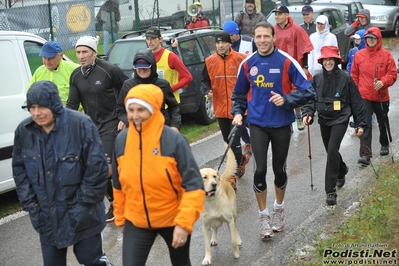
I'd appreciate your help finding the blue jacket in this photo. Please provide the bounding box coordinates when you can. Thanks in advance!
[12,81,108,248]
[346,29,366,74]
[232,48,315,127]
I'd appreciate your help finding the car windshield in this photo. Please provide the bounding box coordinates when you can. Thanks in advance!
[361,0,396,5]
[108,41,148,71]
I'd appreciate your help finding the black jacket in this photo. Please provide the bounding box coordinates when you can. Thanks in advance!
[117,49,181,129]
[67,59,129,134]
[302,67,367,128]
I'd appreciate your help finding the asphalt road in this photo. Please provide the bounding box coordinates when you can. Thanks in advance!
[1,56,398,265]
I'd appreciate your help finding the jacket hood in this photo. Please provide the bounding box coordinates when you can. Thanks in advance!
[358,9,371,24]
[27,80,64,117]
[124,84,165,131]
[133,49,158,83]
[316,15,330,34]
[364,27,382,52]
[355,29,366,50]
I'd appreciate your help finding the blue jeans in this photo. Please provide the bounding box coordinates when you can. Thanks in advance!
[103,30,119,54]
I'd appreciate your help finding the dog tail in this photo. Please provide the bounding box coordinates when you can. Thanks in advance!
[220,144,238,183]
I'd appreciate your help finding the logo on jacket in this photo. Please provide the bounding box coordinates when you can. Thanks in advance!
[269,68,280,74]
[95,81,102,85]
[250,66,258,76]
[153,148,159,155]
[254,74,274,88]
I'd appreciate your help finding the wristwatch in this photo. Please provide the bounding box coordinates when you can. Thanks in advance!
[303,65,309,69]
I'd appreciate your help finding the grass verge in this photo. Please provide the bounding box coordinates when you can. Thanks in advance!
[291,161,399,265]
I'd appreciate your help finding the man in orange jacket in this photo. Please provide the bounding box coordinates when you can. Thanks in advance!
[202,31,247,189]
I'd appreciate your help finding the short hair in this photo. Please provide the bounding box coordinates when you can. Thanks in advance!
[254,21,275,36]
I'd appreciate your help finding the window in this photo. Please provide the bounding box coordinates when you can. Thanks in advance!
[108,41,148,71]
[350,3,359,23]
[23,41,43,75]
[199,35,216,56]
[180,39,203,65]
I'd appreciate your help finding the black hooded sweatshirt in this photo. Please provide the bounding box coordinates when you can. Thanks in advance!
[117,49,181,129]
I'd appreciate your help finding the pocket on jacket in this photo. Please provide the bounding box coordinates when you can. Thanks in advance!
[29,206,43,234]
[70,203,102,232]
[60,154,83,185]
[318,98,336,116]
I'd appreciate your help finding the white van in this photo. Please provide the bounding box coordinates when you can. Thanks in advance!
[0,31,71,194]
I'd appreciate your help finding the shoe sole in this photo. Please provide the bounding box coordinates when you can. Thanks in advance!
[272,225,285,232]
[260,234,274,241]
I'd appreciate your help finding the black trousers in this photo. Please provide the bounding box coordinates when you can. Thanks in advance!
[123,220,191,266]
[217,117,245,167]
[320,122,348,194]
[359,99,390,157]
[249,124,292,192]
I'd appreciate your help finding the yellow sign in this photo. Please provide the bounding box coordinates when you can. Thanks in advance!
[66,4,91,33]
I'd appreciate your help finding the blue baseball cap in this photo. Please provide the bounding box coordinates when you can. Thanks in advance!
[39,41,62,58]
[133,59,152,69]
[223,21,240,35]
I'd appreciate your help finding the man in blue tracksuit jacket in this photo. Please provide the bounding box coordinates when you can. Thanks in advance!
[231,21,314,241]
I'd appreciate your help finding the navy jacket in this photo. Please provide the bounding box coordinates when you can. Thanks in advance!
[12,81,108,248]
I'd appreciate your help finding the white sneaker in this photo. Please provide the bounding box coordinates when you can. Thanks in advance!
[259,215,274,240]
[271,208,285,232]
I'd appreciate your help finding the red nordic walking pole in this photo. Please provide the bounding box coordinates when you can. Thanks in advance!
[306,114,314,190]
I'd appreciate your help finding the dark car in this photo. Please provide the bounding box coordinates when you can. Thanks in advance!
[312,0,364,24]
[267,5,351,64]
[106,28,224,125]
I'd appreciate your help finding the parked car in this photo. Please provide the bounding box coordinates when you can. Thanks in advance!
[106,28,221,125]
[267,5,351,64]
[0,31,72,194]
[311,0,364,24]
[362,0,399,37]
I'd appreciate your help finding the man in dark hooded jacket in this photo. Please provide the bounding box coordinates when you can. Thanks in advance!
[117,49,181,132]
[12,81,112,266]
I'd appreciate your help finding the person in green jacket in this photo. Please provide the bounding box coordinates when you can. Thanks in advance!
[28,41,79,107]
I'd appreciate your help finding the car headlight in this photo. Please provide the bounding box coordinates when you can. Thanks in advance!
[374,15,389,21]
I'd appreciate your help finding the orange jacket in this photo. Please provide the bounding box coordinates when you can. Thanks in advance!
[112,84,204,233]
[204,48,246,119]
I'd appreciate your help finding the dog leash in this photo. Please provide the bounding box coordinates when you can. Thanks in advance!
[217,125,239,171]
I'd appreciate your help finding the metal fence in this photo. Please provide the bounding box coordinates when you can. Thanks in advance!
[0,0,279,51]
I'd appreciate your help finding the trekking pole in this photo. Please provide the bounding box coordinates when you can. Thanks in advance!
[306,114,314,190]
[218,125,238,171]
[356,128,379,178]
[375,62,394,163]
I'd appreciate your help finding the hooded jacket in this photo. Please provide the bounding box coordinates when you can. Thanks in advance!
[96,0,120,32]
[12,81,108,248]
[117,49,181,129]
[346,29,366,74]
[344,9,371,36]
[302,62,367,128]
[273,16,314,67]
[351,27,398,102]
[112,84,204,233]
[308,15,338,76]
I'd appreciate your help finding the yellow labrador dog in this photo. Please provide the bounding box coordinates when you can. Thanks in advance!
[200,147,242,265]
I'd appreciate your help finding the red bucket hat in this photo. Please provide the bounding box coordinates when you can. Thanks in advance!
[317,45,344,64]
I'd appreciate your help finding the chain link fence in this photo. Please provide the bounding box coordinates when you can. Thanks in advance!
[0,0,278,51]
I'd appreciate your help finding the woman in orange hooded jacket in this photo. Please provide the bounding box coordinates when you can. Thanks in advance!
[112,84,204,265]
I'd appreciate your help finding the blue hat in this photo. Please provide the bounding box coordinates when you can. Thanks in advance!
[133,59,152,69]
[301,5,313,14]
[223,21,239,35]
[39,41,62,58]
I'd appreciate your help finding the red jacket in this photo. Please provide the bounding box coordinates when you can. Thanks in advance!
[273,17,314,67]
[187,18,209,29]
[351,27,397,102]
